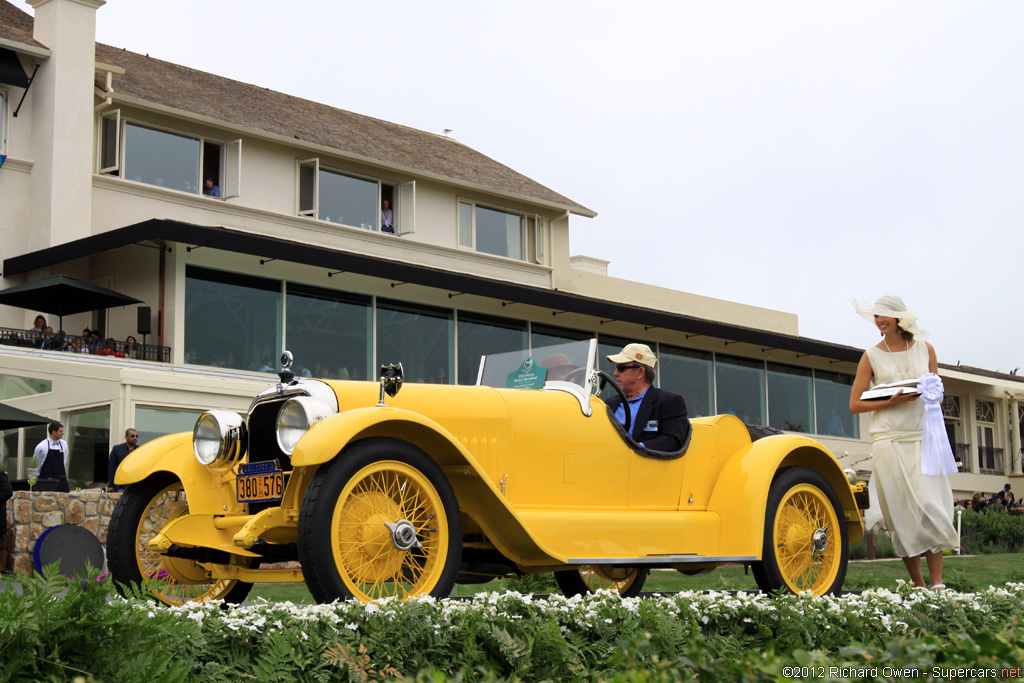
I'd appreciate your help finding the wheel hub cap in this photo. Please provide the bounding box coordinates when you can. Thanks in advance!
[385,520,422,551]
[812,527,829,554]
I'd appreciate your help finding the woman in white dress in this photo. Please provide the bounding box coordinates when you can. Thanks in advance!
[849,295,957,590]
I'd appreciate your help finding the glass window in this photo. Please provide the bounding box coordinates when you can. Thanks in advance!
[377,299,453,384]
[531,324,589,352]
[1,89,6,152]
[124,122,201,193]
[767,363,813,433]
[715,355,765,425]
[319,169,378,229]
[2,428,18,478]
[814,370,859,439]
[456,312,527,385]
[0,374,52,399]
[459,201,525,259]
[67,406,110,488]
[660,345,713,419]
[184,266,282,371]
[286,284,371,380]
[134,407,203,445]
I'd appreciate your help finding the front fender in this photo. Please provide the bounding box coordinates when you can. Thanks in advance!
[115,431,244,515]
[708,435,863,557]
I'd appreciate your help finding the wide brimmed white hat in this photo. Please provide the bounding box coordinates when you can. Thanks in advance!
[850,295,928,339]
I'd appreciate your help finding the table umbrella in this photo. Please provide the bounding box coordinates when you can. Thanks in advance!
[0,274,143,332]
[0,403,51,430]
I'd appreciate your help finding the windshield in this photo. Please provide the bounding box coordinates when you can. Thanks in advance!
[476,340,597,390]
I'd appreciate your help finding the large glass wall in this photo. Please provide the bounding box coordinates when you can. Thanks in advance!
[456,313,527,385]
[814,371,859,438]
[377,299,453,384]
[67,406,110,487]
[124,122,201,193]
[286,284,371,380]
[531,324,590,351]
[0,374,52,399]
[716,355,766,425]
[135,407,203,446]
[767,363,813,433]
[659,346,714,419]
[185,267,282,371]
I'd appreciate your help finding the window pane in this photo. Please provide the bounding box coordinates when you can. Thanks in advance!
[124,122,200,193]
[101,113,118,170]
[660,345,713,419]
[715,355,765,424]
[0,374,52,399]
[134,407,202,445]
[531,324,589,352]
[814,371,859,438]
[767,363,813,433]
[2,428,18,477]
[319,169,377,229]
[377,299,453,384]
[67,406,110,488]
[185,266,282,371]
[457,312,527,385]
[476,205,522,259]
[299,162,316,213]
[458,201,473,247]
[286,284,371,380]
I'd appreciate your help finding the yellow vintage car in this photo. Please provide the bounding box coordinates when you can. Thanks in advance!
[107,339,865,605]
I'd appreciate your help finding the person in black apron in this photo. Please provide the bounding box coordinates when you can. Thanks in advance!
[34,422,70,493]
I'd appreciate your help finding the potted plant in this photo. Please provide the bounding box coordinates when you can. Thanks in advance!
[26,456,39,482]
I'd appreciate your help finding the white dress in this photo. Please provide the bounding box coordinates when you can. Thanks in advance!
[867,342,957,557]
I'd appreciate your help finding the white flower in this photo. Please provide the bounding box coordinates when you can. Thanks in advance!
[917,373,944,404]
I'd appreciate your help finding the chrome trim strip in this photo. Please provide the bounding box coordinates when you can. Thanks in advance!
[566,555,757,565]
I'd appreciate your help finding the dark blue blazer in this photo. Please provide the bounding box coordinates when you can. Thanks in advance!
[607,386,691,453]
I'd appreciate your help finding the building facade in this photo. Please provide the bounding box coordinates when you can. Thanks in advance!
[0,0,1021,498]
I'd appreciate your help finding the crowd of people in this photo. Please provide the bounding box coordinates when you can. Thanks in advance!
[1,315,145,358]
[956,484,1022,515]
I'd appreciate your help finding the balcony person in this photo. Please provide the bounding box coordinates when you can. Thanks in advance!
[850,295,957,590]
[381,199,394,233]
[203,178,221,198]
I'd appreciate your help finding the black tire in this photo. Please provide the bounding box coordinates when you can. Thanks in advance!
[107,473,253,605]
[746,424,785,441]
[298,438,463,604]
[752,466,848,596]
[554,565,649,598]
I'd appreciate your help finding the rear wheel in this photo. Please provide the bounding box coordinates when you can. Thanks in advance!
[554,565,649,597]
[107,474,253,605]
[752,467,848,596]
[298,438,462,603]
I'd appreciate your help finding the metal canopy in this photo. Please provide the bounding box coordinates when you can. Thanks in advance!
[0,48,29,89]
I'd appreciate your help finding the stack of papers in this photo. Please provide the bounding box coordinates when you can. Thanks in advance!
[860,378,920,401]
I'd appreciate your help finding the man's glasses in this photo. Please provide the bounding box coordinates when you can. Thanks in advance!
[128,434,138,439]
[615,364,643,372]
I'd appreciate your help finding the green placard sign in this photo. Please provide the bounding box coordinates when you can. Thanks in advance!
[506,357,547,389]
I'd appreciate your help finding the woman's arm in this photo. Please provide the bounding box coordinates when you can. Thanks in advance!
[849,351,919,414]
[926,341,938,374]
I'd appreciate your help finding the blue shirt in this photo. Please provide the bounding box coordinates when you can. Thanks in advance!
[614,386,650,444]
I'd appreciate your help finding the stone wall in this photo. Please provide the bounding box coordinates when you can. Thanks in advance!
[1,490,120,575]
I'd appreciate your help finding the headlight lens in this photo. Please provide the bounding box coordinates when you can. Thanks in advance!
[276,397,335,454]
[193,410,246,469]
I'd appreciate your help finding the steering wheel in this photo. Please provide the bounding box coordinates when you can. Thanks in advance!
[564,366,589,387]
[595,369,631,434]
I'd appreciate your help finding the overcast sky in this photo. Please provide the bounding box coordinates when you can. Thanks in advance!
[92,1,1024,373]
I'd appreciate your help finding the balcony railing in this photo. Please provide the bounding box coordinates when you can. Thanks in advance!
[0,327,170,363]
[952,442,970,473]
[978,446,1005,476]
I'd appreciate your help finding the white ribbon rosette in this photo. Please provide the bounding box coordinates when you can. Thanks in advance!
[917,373,958,476]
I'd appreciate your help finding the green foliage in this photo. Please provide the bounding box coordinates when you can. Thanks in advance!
[848,530,896,559]
[960,509,1024,553]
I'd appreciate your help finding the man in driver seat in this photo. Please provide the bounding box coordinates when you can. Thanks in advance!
[606,343,691,452]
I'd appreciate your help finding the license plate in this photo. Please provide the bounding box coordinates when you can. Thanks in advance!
[236,470,284,503]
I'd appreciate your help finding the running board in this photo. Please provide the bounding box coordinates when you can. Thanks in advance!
[567,555,756,565]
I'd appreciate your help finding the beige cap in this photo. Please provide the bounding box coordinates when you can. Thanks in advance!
[606,343,657,369]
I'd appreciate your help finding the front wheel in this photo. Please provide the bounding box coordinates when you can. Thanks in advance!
[107,474,253,606]
[298,438,462,603]
[554,565,649,597]
[752,466,848,596]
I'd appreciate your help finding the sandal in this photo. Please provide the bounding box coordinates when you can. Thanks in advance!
[931,583,946,591]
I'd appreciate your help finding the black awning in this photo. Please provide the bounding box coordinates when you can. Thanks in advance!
[0,48,30,89]
[1,218,864,363]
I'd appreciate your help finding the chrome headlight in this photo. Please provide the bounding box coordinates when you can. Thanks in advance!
[276,396,336,454]
[193,410,247,470]
[843,468,858,485]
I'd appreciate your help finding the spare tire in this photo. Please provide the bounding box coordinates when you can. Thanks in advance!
[746,424,785,441]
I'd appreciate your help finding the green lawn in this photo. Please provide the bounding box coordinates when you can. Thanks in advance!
[249,552,1023,604]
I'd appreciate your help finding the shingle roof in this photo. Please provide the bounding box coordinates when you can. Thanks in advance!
[0,1,591,214]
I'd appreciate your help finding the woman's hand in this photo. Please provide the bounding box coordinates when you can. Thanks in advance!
[885,389,919,408]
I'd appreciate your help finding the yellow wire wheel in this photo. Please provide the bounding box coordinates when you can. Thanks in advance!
[555,564,649,597]
[107,474,252,606]
[299,438,462,604]
[752,466,848,596]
